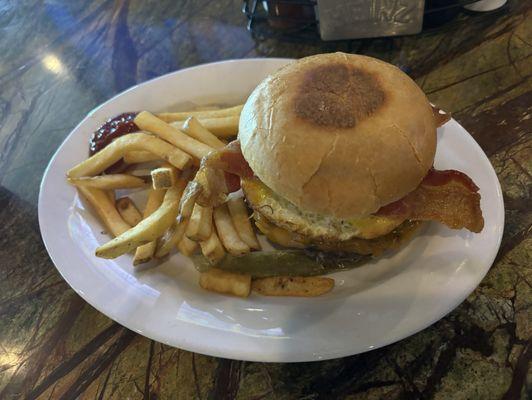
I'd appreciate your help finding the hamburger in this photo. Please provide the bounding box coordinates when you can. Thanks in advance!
[203,52,484,256]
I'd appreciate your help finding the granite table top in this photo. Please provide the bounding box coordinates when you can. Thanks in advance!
[0,1,530,399]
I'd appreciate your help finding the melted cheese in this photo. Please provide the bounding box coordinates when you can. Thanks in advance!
[242,178,404,241]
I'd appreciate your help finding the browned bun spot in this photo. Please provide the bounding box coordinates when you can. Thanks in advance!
[294,63,385,129]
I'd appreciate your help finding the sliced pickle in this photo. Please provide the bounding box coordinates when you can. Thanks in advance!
[191,250,370,278]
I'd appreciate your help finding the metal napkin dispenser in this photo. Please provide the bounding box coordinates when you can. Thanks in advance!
[318,0,425,41]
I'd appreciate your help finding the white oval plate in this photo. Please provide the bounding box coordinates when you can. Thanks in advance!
[39,59,504,362]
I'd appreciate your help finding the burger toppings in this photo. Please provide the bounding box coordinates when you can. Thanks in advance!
[202,142,484,235]
[243,177,405,241]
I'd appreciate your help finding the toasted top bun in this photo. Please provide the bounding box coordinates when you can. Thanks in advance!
[239,52,437,218]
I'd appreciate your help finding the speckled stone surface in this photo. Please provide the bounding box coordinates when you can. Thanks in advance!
[0,1,530,399]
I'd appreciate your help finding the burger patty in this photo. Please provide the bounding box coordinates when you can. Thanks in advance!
[242,178,405,241]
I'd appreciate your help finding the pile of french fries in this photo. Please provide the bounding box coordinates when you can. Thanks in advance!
[67,105,334,298]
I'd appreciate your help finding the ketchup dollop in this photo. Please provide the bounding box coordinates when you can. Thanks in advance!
[89,112,138,155]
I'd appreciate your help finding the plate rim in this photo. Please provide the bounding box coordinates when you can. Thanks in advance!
[38,58,505,362]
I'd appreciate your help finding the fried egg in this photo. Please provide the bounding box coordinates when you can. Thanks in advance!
[242,178,404,241]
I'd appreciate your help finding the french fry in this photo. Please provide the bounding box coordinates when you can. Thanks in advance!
[155,220,188,258]
[251,276,335,297]
[68,133,192,178]
[106,190,116,204]
[172,115,239,138]
[133,188,166,265]
[151,166,178,189]
[227,197,261,250]
[200,228,226,265]
[199,268,251,298]
[193,105,221,111]
[180,166,199,181]
[145,180,189,259]
[124,168,153,179]
[177,235,198,256]
[143,189,167,216]
[185,203,213,241]
[182,117,226,149]
[134,111,213,160]
[123,151,160,164]
[157,104,243,122]
[213,204,250,256]
[95,185,183,259]
[68,174,146,190]
[178,180,202,220]
[133,242,157,265]
[76,186,130,237]
[115,197,143,226]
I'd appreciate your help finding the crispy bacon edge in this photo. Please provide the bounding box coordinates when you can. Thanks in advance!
[377,169,484,232]
[432,105,451,128]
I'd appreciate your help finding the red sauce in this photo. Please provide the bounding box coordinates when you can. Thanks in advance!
[422,168,479,192]
[89,112,138,155]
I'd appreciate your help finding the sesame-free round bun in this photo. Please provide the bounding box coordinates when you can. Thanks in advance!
[239,52,437,218]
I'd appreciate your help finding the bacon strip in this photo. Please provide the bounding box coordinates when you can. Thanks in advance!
[377,169,484,232]
[203,140,253,189]
[191,140,252,207]
[432,105,451,127]
[203,140,255,177]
